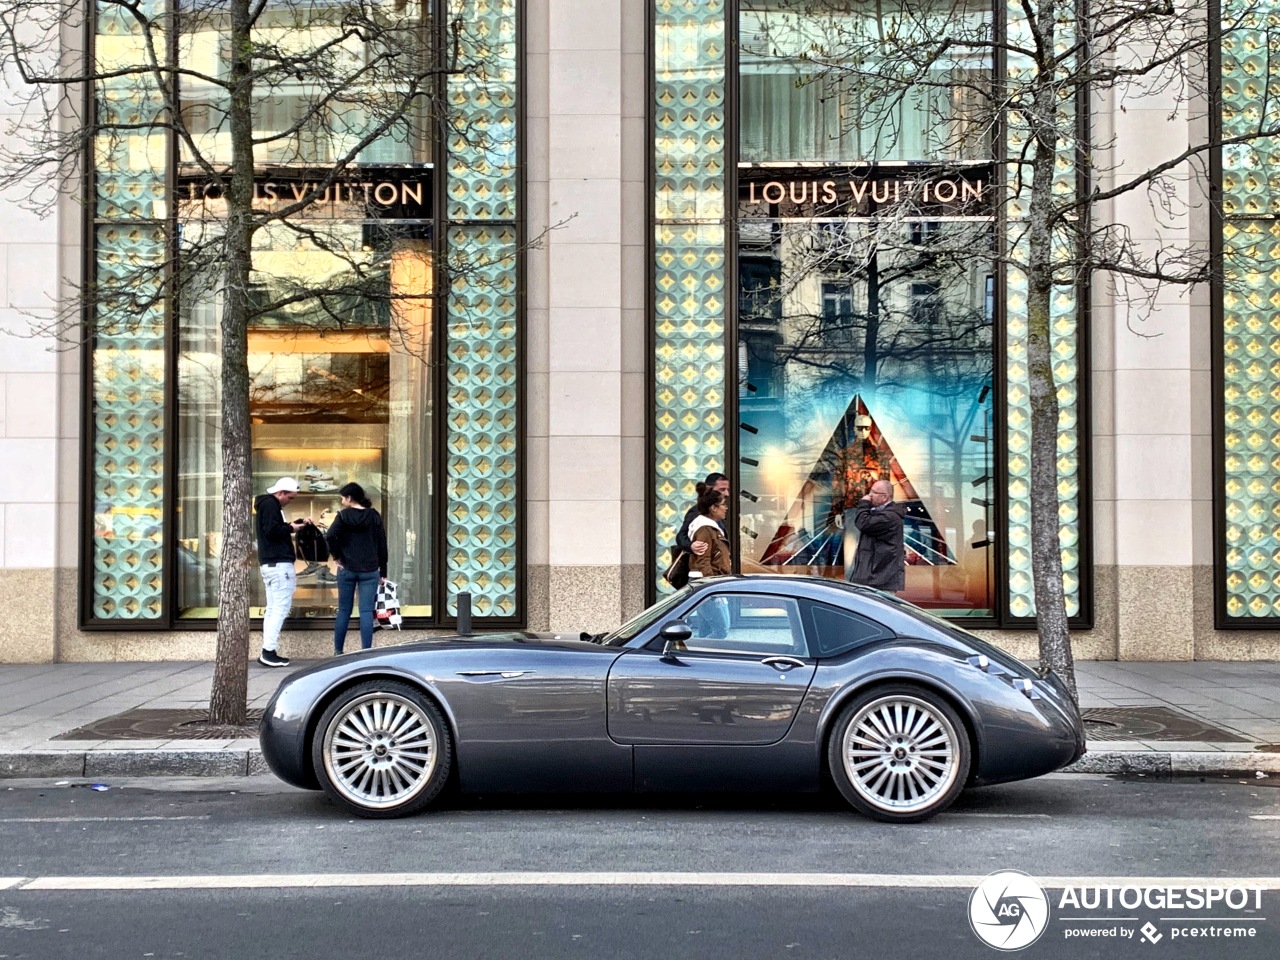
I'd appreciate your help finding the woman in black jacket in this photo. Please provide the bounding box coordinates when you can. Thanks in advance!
[324,482,389,654]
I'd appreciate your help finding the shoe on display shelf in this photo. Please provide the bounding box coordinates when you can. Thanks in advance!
[309,480,338,493]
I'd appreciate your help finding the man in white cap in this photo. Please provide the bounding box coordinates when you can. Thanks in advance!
[255,477,310,667]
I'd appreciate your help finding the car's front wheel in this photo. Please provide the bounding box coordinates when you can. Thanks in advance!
[312,680,452,818]
[828,684,970,823]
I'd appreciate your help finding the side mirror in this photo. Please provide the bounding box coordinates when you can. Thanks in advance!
[659,620,692,659]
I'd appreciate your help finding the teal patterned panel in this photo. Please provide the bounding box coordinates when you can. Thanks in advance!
[89,1,168,620]
[444,226,519,617]
[1220,2,1280,618]
[1003,1,1083,618]
[446,0,518,221]
[652,0,728,591]
[444,0,519,618]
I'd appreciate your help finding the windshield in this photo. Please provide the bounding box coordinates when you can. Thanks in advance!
[601,588,691,645]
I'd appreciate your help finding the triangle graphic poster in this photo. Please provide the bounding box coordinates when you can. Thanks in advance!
[756,395,955,570]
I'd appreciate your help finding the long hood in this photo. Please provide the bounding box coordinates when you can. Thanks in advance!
[277,631,612,685]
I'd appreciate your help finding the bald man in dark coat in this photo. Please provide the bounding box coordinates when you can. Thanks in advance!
[847,480,908,592]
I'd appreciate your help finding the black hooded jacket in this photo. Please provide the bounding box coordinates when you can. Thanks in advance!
[325,507,389,577]
[255,493,297,565]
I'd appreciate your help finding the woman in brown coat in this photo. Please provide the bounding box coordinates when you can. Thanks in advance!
[687,483,731,579]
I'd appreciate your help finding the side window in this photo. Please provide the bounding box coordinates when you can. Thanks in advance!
[679,594,807,657]
[805,602,893,658]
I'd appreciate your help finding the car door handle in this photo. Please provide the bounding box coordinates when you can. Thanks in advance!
[760,656,806,671]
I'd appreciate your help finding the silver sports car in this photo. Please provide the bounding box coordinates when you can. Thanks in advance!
[259,576,1085,823]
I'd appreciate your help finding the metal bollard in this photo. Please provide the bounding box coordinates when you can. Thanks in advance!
[456,592,473,636]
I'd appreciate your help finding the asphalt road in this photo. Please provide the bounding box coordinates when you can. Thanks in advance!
[1,773,1278,959]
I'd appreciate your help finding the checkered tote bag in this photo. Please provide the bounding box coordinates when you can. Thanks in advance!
[374,579,403,630]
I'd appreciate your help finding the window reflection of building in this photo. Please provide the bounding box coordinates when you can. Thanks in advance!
[177,2,432,167]
[736,0,997,616]
[739,0,993,164]
[738,217,995,613]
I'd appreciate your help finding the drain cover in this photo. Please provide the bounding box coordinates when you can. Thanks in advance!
[1081,706,1249,742]
[55,708,263,741]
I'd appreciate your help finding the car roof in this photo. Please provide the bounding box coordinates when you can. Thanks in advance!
[686,574,895,607]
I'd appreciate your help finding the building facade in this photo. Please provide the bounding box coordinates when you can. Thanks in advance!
[0,0,1276,662]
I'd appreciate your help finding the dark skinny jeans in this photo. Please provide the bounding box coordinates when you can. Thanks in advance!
[334,567,380,653]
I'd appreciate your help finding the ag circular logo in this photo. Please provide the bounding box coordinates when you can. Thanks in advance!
[969,870,1050,951]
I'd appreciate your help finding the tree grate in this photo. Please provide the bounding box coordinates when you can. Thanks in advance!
[1081,706,1250,742]
[54,708,264,741]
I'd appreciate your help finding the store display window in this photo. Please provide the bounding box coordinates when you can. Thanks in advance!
[176,206,435,621]
[734,0,997,616]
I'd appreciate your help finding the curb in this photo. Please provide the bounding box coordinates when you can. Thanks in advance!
[1063,750,1280,778]
[0,749,272,780]
[2,747,1278,781]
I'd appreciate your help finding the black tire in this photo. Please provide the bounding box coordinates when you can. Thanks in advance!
[827,683,970,823]
[311,680,453,819]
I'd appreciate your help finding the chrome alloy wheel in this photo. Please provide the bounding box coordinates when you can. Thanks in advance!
[322,692,438,810]
[841,694,961,816]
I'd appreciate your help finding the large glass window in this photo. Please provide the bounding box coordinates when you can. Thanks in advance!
[740,0,993,164]
[176,0,433,167]
[176,212,435,620]
[736,214,995,615]
[737,1,997,616]
[172,1,436,621]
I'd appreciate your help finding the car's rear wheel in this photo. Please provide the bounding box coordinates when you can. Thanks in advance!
[828,684,970,823]
[312,680,452,818]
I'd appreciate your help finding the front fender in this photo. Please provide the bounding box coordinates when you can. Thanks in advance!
[259,656,460,790]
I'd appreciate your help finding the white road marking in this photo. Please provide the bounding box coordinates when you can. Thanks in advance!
[0,816,211,824]
[1249,815,1280,820]
[9,872,1280,892]
[0,880,23,890]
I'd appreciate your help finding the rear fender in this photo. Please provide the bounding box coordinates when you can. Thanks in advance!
[817,667,984,785]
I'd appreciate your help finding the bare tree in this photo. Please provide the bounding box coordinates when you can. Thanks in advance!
[737,0,1280,700]
[0,0,515,723]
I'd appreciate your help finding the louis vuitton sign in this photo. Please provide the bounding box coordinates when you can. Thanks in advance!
[178,165,433,220]
[739,164,993,217]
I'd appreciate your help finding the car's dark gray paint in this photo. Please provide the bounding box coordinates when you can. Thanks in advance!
[260,576,1085,798]
[608,649,816,745]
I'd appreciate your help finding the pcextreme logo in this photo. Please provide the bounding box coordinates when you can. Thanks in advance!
[969,871,1051,951]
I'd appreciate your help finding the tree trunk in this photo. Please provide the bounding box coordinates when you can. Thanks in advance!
[1024,8,1077,703]
[208,0,257,726]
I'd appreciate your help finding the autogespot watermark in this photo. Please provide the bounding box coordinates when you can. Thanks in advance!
[968,871,1267,949]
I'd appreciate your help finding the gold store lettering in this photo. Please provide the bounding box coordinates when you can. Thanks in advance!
[748,177,987,205]
[185,180,426,206]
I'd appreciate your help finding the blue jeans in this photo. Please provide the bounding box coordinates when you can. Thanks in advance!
[334,568,380,653]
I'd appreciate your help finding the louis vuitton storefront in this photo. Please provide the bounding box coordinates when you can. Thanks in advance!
[76,0,521,645]
[648,0,1085,632]
[4,0,1280,662]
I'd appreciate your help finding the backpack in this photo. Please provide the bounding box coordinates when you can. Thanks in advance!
[295,522,330,563]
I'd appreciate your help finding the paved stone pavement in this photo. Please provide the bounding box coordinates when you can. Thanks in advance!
[1,659,1279,778]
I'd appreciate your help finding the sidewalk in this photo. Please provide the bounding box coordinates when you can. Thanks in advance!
[2,660,1279,780]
